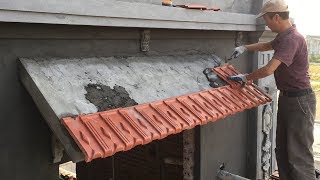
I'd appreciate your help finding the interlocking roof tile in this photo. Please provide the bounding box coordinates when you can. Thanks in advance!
[62,65,272,162]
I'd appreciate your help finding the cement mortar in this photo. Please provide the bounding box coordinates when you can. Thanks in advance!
[85,84,138,111]
[20,54,219,118]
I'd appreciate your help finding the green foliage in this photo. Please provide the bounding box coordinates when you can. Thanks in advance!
[309,54,320,63]
[310,63,320,91]
[313,84,320,91]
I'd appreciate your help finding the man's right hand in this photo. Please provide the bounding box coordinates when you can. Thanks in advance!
[227,74,247,83]
[229,46,247,60]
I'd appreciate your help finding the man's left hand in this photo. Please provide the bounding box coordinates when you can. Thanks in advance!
[227,74,247,83]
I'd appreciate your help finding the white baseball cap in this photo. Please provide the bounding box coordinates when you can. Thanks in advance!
[256,0,289,18]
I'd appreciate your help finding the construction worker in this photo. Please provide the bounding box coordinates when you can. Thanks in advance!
[227,0,317,179]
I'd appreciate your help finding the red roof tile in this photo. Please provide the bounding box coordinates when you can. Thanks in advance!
[62,65,272,162]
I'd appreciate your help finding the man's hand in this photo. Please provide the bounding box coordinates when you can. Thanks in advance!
[229,46,247,60]
[227,74,247,83]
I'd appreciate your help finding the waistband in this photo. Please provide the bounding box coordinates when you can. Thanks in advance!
[279,88,313,97]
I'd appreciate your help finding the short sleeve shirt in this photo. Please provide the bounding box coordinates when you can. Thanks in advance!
[271,25,311,91]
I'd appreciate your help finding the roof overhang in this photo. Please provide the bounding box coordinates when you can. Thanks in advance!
[19,55,272,163]
[19,54,230,162]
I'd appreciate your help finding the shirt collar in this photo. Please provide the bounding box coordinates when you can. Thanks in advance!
[277,24,296,39]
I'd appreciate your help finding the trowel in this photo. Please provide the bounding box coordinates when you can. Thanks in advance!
[211,53,235,66]
[223,51,238,65]
[203,54,228,88]
[203,52,240,88]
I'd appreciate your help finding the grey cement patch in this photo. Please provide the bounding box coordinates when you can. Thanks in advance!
[203,68,227,88]
[20,54,220,119]
[85,84,138,111]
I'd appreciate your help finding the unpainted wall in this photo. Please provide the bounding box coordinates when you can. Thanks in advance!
[115,0,262,14]
[0,22,255,179]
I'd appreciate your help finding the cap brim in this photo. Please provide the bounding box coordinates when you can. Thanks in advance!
[256,12,266,19]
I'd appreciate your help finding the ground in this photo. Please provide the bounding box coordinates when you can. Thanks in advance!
[314,123,320,169]
[310,63,320,122]
[316,92,320,122]
[311,63,320,169]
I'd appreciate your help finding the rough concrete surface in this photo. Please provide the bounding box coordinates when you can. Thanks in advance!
[0,0,262,31]
[20,54,218,118]
[116,0,255,14]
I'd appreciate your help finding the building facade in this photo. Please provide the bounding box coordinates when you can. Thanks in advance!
[0,0,277,179]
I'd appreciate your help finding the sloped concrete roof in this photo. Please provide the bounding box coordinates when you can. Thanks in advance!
[62,65,271,162]
[19,54,223,162]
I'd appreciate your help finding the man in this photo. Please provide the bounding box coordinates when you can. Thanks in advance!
[227,0,317,179]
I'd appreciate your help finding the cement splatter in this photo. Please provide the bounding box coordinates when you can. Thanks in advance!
[85,83,138,111]
[203,68,227,88]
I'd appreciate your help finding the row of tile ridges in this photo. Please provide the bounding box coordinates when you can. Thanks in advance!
[63,83,272,162]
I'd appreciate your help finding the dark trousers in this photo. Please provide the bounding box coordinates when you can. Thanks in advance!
[276,92,317,180]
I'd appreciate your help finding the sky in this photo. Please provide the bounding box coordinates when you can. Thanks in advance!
[286,0,320,36]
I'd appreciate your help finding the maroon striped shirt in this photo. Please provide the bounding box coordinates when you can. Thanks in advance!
[271,25,311,91]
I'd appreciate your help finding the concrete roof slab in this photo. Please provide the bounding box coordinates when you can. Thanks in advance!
[19,55,221,162]
[61,65,272,162]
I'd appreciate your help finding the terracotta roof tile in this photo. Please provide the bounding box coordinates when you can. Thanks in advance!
[62,65,272,162]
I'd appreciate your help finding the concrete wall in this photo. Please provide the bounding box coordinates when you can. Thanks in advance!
[0,0,264,31]
[200,113,249,179]
[116,0,260,14]
[0,22,255,179]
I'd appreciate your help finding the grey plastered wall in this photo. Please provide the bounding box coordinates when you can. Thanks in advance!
[116,0,259,14]
[200,113,250,179]
[0,22,256,179]
[0,0,264,31]
[198,34,257,179]
[253,30,278,179]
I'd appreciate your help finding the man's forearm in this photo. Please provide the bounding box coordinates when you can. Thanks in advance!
[246,58,281,81]
[245,42,273,52]
[246,66,272,81]
[228,58,281,83]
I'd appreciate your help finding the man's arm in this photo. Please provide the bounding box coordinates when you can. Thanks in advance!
[246,58,281,81]
[229,41,273,59]
[245,41,273,52]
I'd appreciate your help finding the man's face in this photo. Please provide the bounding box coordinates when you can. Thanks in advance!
[263,14,279,33]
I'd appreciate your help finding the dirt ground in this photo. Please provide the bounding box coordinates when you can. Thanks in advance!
[312,89,320,173]
[315,91,320,170]
[316,91,320,123]
[310,62,320,169]
[314,123,320,169]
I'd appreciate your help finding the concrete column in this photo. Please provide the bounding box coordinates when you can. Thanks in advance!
[247,30,277,179]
